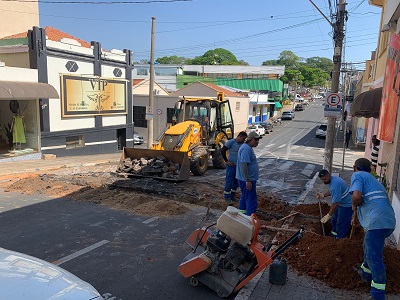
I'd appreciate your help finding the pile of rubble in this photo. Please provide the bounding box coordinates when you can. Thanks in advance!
[117,155,181,179]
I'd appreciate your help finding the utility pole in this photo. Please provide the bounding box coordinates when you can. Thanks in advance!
[324,0,346,172]
[147,16,155,148]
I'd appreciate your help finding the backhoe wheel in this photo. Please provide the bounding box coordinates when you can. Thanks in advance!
[212,138,227,169]
[190,148,208,176]
[189,277,199,287]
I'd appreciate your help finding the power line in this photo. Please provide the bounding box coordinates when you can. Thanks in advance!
[1,0,190,3]
[348,0,367,12]
[148,18,325,54]
[148,37,376,60]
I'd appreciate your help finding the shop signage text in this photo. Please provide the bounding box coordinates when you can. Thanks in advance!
[61,74,128,117]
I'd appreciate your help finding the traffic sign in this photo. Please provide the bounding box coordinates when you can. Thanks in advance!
[146,106,153,114]
[324,93,342,117]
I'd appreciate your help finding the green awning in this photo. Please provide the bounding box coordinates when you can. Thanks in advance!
[216,78,283,92]
[275,101,282,108]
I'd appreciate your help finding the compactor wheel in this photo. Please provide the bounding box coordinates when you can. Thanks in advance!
[190,148,208,176]
[189,277,199,287]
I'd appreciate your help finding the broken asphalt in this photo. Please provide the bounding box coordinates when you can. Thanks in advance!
[1,149,397,300]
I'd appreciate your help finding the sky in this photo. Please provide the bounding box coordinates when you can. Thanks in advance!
[35,0,382,68]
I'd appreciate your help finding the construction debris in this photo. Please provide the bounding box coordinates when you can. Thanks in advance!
[117,155,182,179]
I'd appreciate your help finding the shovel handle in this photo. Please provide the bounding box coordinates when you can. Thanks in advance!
[349,224,356,239]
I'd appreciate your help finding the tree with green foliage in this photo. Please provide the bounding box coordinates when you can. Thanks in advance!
[280,69,303,86]
[263,51,331,88]
[305,56,333,73]
[191,48,242,65]
[299,66,320,87]
[261,59,279,66]
[238,59,250,66]
[277,51,301,69]
[156,55,191,65]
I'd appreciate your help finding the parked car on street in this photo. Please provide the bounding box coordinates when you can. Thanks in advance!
[257,121,273,132]
[133,131,144,145]
[295,94,304,102]
[0,247,103,300]
[312,94,324,100]
[246,124,265,136]
[295,104,305,111]
[281,110,295,120]
[316,124,327,138]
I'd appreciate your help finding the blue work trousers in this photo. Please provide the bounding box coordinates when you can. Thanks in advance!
[224,164,239,201]
[331,206,353,238]
[238,180,257,216]
[358,228,394,300]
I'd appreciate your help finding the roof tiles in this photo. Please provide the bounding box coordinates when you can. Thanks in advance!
[1,26,91,48]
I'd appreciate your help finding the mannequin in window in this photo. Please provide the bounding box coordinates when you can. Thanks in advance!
[9,100,26,150]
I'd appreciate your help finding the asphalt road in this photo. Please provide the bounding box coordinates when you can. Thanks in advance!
[0,101,359,300]
[202,101,328,204]
[0,191,229,300]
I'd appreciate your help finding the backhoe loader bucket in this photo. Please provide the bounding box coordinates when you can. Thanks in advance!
[117,147,190,181]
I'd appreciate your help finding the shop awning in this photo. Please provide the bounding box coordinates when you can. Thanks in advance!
[0,81,59,100]
[275,101,282,108]
[350,87,382,118]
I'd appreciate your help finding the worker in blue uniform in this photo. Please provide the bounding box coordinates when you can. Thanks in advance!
[236,132,261,216]
[316,169,353,238]
[221,131,247,205]
[349,158,396,300]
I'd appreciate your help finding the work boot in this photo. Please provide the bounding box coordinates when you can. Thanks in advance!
[356,267,372,283]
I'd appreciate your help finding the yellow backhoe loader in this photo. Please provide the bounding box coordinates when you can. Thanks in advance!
[117,92,234,180]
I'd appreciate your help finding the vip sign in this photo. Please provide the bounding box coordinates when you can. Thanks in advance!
[324,93,342,117]
[61,74,127,117]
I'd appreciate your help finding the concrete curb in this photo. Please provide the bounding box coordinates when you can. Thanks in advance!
[297,171,319,204]
[234,271,264,300]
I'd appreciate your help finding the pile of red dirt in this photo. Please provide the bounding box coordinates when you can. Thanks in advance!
[272,204,400,295]
[258,192,291,213]
[295,203,330,216]
[283,233,400,294]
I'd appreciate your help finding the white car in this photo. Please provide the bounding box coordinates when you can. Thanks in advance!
[133,131,144,145]
[312,94,323,100]
[246,124,265,136]
[295,94,304,102]
[0,247,103,300]
[280,110,295,120]
[316,124,327,138]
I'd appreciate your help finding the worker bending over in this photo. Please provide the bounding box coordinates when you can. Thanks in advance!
[350,158,396,300]
[316,169,353,238]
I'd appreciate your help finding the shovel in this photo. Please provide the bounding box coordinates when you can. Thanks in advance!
[317,191,326,236]
[349,211,357,239]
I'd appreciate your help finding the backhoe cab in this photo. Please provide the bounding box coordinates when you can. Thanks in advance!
[152,93,234,176]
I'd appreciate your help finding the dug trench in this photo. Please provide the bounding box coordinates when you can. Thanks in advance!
[1,168,399,296]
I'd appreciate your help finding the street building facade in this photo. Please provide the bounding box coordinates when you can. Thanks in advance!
[351,0,400,249]
[0,26,134,160]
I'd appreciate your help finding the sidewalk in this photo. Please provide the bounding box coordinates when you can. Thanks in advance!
[0,152,122,180]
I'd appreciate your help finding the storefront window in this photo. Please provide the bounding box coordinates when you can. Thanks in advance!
[0,99,39,159]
